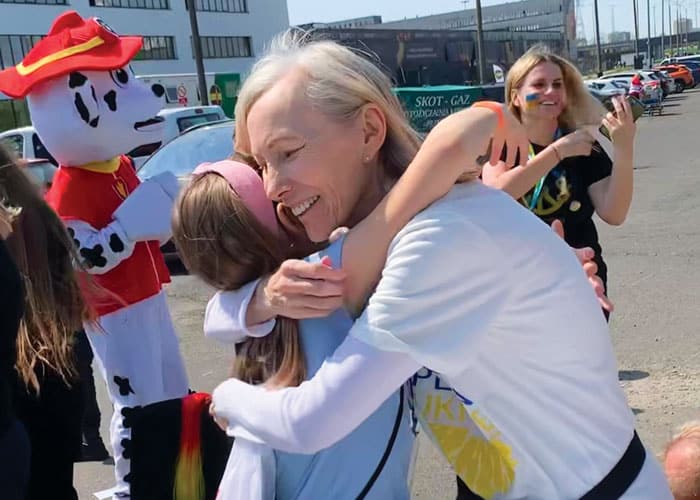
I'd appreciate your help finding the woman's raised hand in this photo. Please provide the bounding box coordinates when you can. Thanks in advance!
[602,96,636,150]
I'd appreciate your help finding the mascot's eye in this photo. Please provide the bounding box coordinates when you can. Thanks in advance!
[110,69,129,87]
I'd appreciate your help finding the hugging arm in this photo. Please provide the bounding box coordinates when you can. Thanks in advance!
[213,336,419,453]
[213,215,507,451]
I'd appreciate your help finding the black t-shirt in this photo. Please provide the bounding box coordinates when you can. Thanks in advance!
[522,142,613,289]
[0,239,23,433]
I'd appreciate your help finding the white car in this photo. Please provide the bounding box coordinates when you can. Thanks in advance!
[585,79,628,97]
[0,126,56,163]
[129,105,228,168]
[598,71,664,102]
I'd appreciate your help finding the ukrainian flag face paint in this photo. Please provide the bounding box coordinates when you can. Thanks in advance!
[524,92,540,110]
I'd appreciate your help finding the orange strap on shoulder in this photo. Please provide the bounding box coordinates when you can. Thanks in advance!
[471,101,505,130]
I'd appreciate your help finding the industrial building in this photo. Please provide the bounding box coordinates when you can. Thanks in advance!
[309,27,563,87]
[374,0,577,59]
[295,0,576,86]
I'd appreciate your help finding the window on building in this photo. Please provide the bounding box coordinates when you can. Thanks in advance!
[0,0,66,4]
[89,0,169,9]
[0,34,43,70]
[191,0,247,13]
[193,36,251,58]
[133,36,176,60]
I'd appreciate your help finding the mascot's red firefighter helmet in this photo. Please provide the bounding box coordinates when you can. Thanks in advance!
[0,10,142,99]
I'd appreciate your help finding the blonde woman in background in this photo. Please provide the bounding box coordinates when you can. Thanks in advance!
[482,45,636,320]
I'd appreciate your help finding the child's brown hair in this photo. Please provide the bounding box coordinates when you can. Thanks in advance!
[172,160,305,387]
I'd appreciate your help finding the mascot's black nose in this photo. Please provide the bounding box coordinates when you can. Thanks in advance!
[151,84,165,98]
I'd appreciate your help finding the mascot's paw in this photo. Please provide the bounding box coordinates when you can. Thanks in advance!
[112,179,174,242]
[149,171,181,201]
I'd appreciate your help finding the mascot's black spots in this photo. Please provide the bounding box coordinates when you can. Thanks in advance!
[121,406,141,428]
[151,84,165,98]
[80,244,107,268]
[74,93,91,125]
[89,116,100,128]
[114,375,136,396]
[109,233,125,252]
[68,71,87,89]
[90,85,97,104]
[123,472,133,484]
[66,227,81,250]
[121,438,132,459]
[104,90,117,112]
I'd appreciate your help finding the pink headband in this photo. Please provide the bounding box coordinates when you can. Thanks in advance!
[192,160,279,235]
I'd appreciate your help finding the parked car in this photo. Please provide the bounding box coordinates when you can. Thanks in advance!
[137,119,235,271]
[659,55,700,66]
[673,61,700,87]
[599,71,666,101]
[651,70,677,95]
[598,71,655,89]
[19,157,57,193]
[129,105,228,169]
[653,65,694,92]
[0,126,57,164]
[585,79,628,97]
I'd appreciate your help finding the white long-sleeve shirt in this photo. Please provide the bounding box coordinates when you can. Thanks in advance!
[213,183,671,499]
[204,278,275,345]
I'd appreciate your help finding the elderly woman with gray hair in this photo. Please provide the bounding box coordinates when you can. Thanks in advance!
[206,33,671,499]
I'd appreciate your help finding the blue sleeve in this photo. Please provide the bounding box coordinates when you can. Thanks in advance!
[304,234,346,269]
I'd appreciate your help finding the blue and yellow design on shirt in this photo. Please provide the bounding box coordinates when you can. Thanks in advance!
[520,168,574,217]
[409,369,517,499]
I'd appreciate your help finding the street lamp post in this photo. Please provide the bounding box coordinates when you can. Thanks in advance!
[647,0,652,65]
[186,0,209,106]
[662,0,665,57]
[594,0,603,75]
[633,0,640,61]
[475,0,487,84]
[669,1,673,55]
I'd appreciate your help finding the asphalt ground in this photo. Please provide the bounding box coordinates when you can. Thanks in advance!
[75,90,700,499]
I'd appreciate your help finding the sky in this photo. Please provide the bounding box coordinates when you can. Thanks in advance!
[287,0,700,44]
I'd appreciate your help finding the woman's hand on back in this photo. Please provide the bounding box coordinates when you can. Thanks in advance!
[482,103,530,168]
[255,258,346,320]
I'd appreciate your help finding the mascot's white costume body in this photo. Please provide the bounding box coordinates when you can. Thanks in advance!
[0,12,189,498]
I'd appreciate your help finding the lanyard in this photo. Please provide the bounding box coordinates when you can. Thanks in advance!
[526,128,562,211]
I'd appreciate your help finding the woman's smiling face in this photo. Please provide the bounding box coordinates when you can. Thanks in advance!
[513,62,568,120]
[246,70,376,243]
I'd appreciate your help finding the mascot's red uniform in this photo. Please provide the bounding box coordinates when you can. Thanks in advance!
[0,12,189,498]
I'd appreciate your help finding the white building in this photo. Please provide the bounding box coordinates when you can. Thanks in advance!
[0,0,289,129]
[0,0,289,74]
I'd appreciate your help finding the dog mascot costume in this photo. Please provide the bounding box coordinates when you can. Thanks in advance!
[0,12,189,497]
